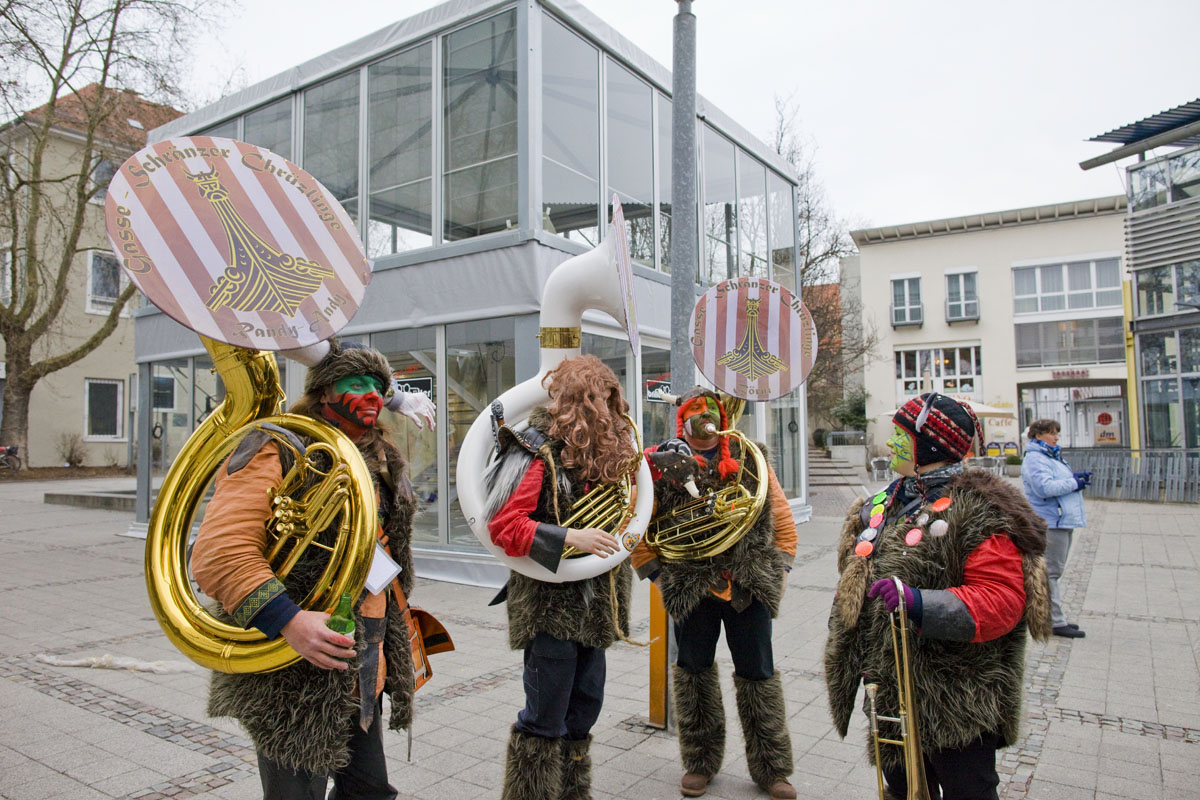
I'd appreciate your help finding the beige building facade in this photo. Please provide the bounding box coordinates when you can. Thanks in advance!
[853,196,1128,454]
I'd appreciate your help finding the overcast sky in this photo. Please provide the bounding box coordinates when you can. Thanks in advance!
[196,0,1200,232]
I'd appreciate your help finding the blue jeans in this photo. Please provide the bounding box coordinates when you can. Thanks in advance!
[514,632,606,740]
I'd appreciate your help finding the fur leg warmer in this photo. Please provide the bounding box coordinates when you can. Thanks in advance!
[559,735,592,800]
[734,671,793,789]
[501,728,563,800]
[673,663,725,778]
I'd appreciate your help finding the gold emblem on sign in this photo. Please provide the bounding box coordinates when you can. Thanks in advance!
[717,299,788,381]
[187,168,334,315]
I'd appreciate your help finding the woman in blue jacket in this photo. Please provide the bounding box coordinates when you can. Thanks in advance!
[1021,419,1090,638]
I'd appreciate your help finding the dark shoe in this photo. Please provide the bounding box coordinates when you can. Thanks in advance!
[1067,622,1081,629]
[1053,625,1085,638]
[767,779,797,799]
[681,772,709,797]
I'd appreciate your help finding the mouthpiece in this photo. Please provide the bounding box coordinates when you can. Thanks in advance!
[700,422,718,436]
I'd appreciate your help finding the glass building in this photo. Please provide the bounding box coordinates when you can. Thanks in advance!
[132,0,808,583]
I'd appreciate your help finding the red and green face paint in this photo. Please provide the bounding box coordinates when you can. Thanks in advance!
[323,374,385,434]
[681,396,722,439]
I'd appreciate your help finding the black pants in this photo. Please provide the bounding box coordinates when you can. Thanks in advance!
[881,733,1001,800]
[675,594,773,680]
[514,632,606,740]
[257,697,397,800]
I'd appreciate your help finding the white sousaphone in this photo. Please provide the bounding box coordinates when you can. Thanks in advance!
[455,200,653,582]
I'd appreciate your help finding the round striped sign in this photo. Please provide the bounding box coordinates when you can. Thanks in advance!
[104,137,370,350]
[689,277,817,401]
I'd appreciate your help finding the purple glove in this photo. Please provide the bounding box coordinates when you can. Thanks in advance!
[1073,471,1091,491]
[868,578,915,613]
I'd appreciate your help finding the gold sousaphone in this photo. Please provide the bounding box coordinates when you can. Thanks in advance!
[106,137,378,673]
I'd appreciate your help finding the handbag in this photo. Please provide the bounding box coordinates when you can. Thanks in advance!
[391,582,454,691]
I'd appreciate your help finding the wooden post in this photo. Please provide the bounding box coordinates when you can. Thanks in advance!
[648,581,669,728]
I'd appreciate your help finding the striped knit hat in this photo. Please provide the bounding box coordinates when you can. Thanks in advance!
[893,392,980,466]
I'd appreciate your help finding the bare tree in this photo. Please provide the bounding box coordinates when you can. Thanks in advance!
[770,95,880,428]
[0,0,219,463]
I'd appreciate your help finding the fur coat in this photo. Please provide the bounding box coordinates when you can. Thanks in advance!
[207,427,417,773]
[653,438,786,621]
[824,470,1051,767]
[487,407,632,651]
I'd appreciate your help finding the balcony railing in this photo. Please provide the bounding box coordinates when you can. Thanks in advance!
[890,303,923,327]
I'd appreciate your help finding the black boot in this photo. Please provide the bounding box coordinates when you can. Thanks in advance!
[501,727,562,800]
[673,663,725,795]
[559,735,592,800]
[734,671,794,797]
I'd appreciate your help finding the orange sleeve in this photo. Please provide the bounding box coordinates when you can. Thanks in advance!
[191,442,282,615]
[767,466,796,562]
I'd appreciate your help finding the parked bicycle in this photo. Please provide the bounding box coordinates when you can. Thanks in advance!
[0,445,21,475]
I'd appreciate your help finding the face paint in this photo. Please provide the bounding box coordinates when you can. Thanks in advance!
[324,374,384,433]
[681,396,722,439]
[887,424,916,476]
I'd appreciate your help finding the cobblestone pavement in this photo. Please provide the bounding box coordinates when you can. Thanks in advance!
[0,477,1196,799]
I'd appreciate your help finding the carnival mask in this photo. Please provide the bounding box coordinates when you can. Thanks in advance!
[887,424,916,476]
[323,374,385,432]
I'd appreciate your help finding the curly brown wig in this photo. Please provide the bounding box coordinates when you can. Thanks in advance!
[542,355,636,485]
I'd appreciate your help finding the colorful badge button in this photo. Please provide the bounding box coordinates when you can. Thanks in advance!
[870,503,886,517]
[905,528,923,546]
[859,527,878,542]
[916,513,930,527]
[931,497,953,513]
[869,513,884,529]
[873,491,887,504]
[855,540,874,557]
[930,519,949,537]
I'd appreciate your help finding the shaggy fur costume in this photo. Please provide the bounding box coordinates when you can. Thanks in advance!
[824,470,1051,768]
[206,429,417,772]
[734,671,794,788]
[653,438,785,622]
[560,735,593,800]
[501,728,563,800]
[489,407,632,651]
[303,340,394,397]
[673,663,725,779]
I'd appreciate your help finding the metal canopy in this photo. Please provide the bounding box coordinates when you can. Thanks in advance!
[1088,98,1200,147]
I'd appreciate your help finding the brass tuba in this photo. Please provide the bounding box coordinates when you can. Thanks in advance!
[864,577,931,800]
[145,337,378,674]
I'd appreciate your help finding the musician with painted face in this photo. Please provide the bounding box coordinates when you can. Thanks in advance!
[191,341,424,800]
[484,354,636,800]
[825,393,1053,800]
[632,388,798,800]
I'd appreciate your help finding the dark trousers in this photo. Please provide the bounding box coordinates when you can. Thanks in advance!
[881,733,1001,800]
[675,594,773,680]
[514,632,606,740]
[257,697,397,800]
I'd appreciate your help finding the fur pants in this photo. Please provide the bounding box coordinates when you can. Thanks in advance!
[673,663,725,778]
[501,728,562,800]
[734,671,793,788]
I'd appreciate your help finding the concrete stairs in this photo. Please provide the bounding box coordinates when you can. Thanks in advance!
[808,447,866,488]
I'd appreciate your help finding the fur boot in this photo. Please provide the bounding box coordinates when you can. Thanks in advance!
[560,735,592,800]
[673,664,725,778]
[501,728,563,800]
[734,671,793,789]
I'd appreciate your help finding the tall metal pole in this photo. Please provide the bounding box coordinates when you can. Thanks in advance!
[670,0,697,391]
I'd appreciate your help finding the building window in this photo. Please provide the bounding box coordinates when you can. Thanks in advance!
[702,126,736,284]
[87,251,125,314]
[606,58,654,266]
[243,96,292,160]
[89,158,117,204]
[768,172,795,290]
[890,277,922,326]
[368,42,434,256]
[895,345,981,400]
[1137,328,1200,448]
[736,150,768,278]
[85,378,123,440]
[1015,317,1124,368]
[1135,261,1200,317]
[444,9,518,242]
[656,93,673,274]
[945,272,978,322]
[304,71,360,223]
[1129,145,1200,211]
[1013,257,1121,315]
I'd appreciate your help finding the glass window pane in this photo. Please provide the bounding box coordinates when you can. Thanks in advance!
[702,126,736,283]
[1176,261,1200,306]
[1095,258,1120,288]
[1068,292,1094,309]
[368,43,433,256]
[542,15,599,245]
[373,327,439,544]
[90,253,121,302]
[892,279,905,306]
[1131,160,1169,211]
[736,151,767,278]
[444,9,518,241]
[1183,377,1200,449]
[1040,264,1064,293]
[656,93,672,274]
[1097,317,1125,363]
[641,346,673,444]
[963,272,976,300]
[1067,262,1092,291]
[903,350,916,376]
[198,119,237,138]
[1140,332,1178,376]
[947,274,962,303]
[606,59,653,266]
[304,72,360,223]
[87,381,119,437]
[1178,328,1200,374]
[1014,297,1038,314]
[1137,266,1174,316]
[1015,323,1039,367]
[907,277,920,304]
[767,387,803,494]
[243,97,292,159]
[446,317,516,546]
[1169,149,1200,202]
[1013,267,1037,297]
[1040,294,1065,312]
[768,172,794,290]
[1143,378,1181,447]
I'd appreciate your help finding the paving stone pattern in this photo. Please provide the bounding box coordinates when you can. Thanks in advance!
[0,476,1196,800]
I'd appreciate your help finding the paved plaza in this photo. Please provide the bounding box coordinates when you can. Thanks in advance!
[0,476,1197,800]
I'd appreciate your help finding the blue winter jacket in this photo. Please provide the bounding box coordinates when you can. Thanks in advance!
[1021,438,1086,529]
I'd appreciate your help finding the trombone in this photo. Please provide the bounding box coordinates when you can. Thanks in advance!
[864,577,931,800]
